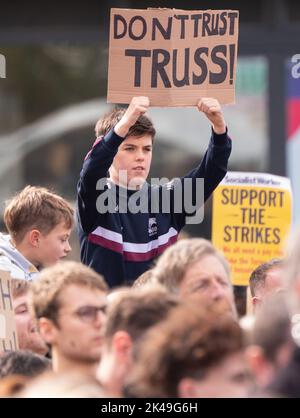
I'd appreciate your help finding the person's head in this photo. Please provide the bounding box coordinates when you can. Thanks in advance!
[132,269,155,288]
[153,238,235,311]
[0,350,50,379]
[249,259,284,310]
[104,285,178,348]
[246,292,294,390]
[28,261,108,373]
[11,280,49,355]
[125,302,251,398]
[97,285,178,396]
[95,107,155,189]
[4,186,74,268]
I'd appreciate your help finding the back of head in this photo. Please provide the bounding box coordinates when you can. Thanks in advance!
[153,238,230,292]
[0,350,50,379]
[105,285,179,346]
[95,107,156,140]
[125,302,242,397]
[253,292,293,363]
[29,261,108,324]
[4,186,74,244]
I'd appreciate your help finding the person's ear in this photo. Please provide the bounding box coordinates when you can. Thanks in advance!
[112,331,132,360]
[178,377,198,398]
[38,317,58,345]
[252,296,261,309]
[28,229,42,248]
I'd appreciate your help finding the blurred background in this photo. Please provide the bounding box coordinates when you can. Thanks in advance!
[0,0,299,287]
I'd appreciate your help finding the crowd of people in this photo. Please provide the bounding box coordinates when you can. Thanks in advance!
[0,96,299,398]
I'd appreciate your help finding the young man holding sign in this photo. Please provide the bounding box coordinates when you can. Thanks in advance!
[77,96,231,287]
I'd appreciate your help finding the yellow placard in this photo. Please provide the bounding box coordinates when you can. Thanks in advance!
[212,172,292,286]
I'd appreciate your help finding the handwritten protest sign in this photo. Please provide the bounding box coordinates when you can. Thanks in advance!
[0,270,18,352]
[212,172,292,286]
[108,8,239,106]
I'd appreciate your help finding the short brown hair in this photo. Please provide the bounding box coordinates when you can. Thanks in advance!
[29,261,108,325]
[4,186,74,244]
[125,302,243,397]
[249,258,283,297]
[95,107,156,140]
[105,285,178,346]
[153,238,231,292]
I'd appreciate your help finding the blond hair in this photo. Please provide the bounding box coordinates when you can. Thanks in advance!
[153,238,230,292]
[132,269,155,288]
[4,186,74,243]
[29,261,108,325]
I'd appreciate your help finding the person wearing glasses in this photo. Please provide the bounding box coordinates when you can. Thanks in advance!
[28,261,108,378]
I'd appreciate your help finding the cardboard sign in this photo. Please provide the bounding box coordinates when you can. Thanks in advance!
[0,270,19,352]
[108,8,239,106]
[212,172,292,286]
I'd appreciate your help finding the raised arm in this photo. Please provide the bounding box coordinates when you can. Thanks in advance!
[114,96,150,137]
[77,96,150,233]
[166,98,231,229]
[194,98,231,200]
[197,97,227,135]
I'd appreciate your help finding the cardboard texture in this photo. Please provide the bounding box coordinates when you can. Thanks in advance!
[212,172,292,286]
[0,270,19,352]
[108,8,239,106]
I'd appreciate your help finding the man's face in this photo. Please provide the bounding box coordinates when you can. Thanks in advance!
[179,255,234,308]
[44,285,107,364]
[37,222,72,267]
[253,267,284,308]
[262,267,284,295]
[13,293,48,355]
[109,135,153,189]
[183,352,252,398]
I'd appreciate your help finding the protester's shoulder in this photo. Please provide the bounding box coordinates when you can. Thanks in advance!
[0,232,11,246]
[0,234,13,261]
[0,233,33,280]
[0,253,27,279]
[0,255,27,280]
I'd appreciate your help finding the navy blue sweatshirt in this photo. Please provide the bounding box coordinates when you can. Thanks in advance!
[77,129,231,287]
